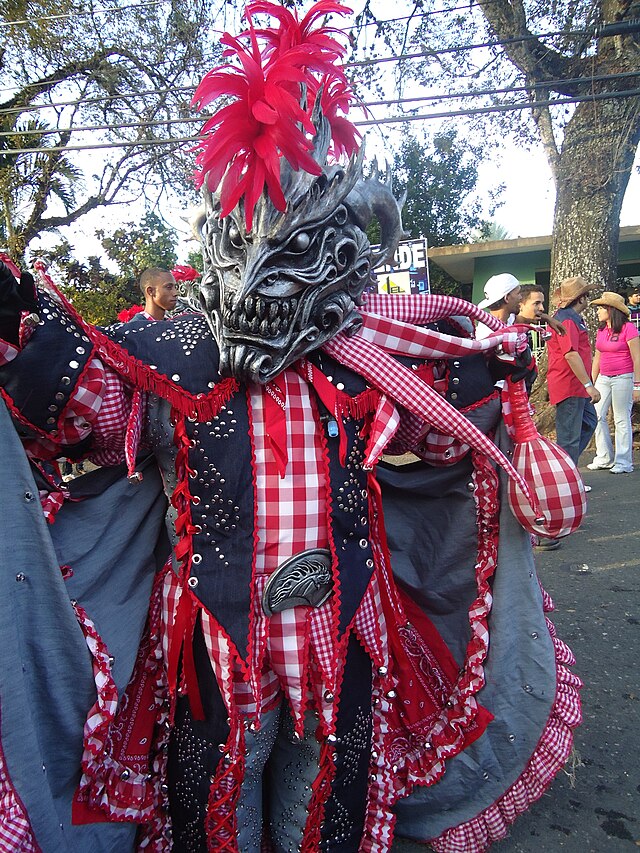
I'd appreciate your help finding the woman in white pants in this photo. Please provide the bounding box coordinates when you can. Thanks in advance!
[588,292,640,473]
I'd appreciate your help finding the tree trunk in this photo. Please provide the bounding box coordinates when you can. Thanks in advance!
[551,96,640,290]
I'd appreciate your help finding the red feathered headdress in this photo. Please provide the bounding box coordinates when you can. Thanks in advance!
[191,1,360,231]
[171,264,201,282]
[117,304,144,322]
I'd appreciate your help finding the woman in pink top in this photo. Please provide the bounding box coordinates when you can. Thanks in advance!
[587,292,640,473]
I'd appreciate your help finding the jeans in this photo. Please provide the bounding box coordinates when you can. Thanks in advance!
[592,372,634,471]
[555,395,598,465]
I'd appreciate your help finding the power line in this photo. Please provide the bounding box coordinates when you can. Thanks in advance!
[3,70,640,138]
[2,18,633,97]
[347,22,639,69]
[2,87,638,155]
[0,85,195,115]
[363,70,640,107]
[3,68,639,119]
[355,87,640,125]
[0,0,168,28]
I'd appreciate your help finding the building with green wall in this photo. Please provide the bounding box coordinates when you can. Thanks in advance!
[428,225,640,304]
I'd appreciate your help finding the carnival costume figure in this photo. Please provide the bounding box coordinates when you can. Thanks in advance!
[0,3,585,852]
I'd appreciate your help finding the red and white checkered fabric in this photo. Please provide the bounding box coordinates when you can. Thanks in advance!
[363,292,504,330]
[508,437,586,538]
[160,369,393,732]
[0,339,19,364]
[504,381,586,538]
[359,310,522,359]
[0,736,38,853]
[323,331,537,511]
[363,393,401,468]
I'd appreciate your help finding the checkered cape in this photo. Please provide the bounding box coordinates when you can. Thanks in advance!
[504,380,586,538]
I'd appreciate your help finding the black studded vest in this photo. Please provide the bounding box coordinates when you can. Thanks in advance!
[0,295,376,664]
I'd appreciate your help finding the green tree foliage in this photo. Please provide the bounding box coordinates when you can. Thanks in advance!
[33,212,177,325]
[371,127,498,295]
[350,0,640,292]
[392,127,494,247]
[0,0,220,261]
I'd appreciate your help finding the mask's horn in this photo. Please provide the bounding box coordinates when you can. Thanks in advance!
[345,160,408,268]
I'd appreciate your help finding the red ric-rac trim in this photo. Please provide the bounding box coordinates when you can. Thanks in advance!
[204,721,246,852]
[34,263,238,422]
[427,587,583,853]
[71,589,167,824]
[166,412,205,720]
[359,453,501,850]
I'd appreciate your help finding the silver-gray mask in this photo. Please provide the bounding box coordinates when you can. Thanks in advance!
[195,116,404,385]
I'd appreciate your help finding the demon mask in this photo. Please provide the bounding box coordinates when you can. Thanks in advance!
[195,122,403,384]
[190,1,404,384]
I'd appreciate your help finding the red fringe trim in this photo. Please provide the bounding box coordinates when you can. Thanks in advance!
[34,266,239,422]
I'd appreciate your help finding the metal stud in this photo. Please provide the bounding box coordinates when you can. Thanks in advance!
[187,576,199,588]
[69,360,79,369]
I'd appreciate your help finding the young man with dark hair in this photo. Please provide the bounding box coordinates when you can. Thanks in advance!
[626,286,640,330]
[139,267,178,321]
[475,273,522,338]
[516,284,566,336]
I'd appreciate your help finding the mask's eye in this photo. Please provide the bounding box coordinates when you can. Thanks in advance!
[228,224,243,249]
[289,232,310,254]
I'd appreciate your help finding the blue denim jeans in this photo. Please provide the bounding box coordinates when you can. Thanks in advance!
[592,372,634,471]
[555,396,597,465]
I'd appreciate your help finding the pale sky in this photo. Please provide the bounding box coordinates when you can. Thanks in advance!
[478,145,640,239]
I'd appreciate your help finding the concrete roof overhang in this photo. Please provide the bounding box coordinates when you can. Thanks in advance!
[428,225,640,284]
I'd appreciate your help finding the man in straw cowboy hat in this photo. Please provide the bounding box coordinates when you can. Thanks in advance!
[547,276,601,468]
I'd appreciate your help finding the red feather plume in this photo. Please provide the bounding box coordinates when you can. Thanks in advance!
[192,1,360,231]
[171,264,201,282]
[117,304,144,322]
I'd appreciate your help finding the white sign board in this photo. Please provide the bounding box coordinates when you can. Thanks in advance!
[370,237,430,296]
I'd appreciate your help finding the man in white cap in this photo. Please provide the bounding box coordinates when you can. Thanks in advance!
[475,273,522,339]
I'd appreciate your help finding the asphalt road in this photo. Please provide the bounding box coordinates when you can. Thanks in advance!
[392,452,640,853]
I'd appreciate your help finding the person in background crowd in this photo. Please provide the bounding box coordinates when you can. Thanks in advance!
[626,286,640,330]
[516,284,566,336]
[547,276,600,465]
[587,292,640,474]
[140,267,178,321]
[475,272,521,339]
[542,276,600,549]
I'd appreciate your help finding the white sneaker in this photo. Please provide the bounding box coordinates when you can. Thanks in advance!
[610,466,633,474]
[586,461,613,470]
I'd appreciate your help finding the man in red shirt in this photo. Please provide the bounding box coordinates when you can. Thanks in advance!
[547,276,601,466]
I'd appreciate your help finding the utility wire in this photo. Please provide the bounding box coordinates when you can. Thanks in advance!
[0,85,195,115]
[2,87,639,155]
[355,87,640,124]
[2,18,634,97]
[3,70,640,137]
[0,0,168,27]
[348,21,640,68]
[3,69,639,118]
[0,0,497,30]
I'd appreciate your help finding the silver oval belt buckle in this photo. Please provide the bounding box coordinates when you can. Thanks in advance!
[262,548,333,616]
